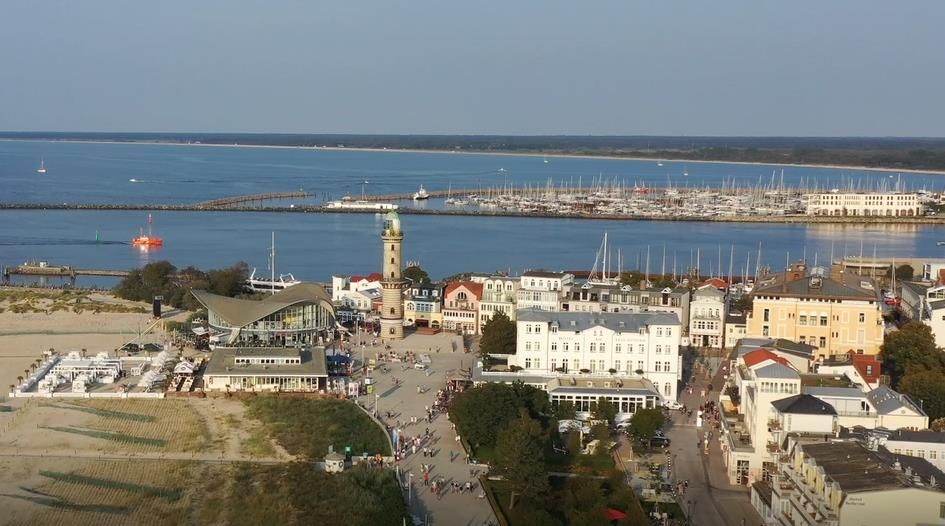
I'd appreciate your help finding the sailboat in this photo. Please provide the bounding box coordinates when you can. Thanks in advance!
[657,160,664,167]
[543,155,549,164]
[245,232,300,294]
[445,184,456,205]
[131,214,164,246]
[37,160,47,174]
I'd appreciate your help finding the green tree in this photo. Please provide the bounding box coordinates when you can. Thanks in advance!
[554,400,577,421]
[931,417,945,432]
[880,321,944,386]
[619,271,643,288]
[899,370,945,421]
[628,408,666,443]
[495,415,549,509]
[403,265,430,284]
[449,381,552,454]
[479,310,516,356]
[887,264,915,281]
[590,396,617,425]
[734,295,753,313]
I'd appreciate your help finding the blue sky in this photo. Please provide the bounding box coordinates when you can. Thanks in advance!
[1,1,942,136]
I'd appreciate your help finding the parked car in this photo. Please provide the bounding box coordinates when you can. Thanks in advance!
[662,400,684,410]
[413,362,428,370]
[649,436,671,449]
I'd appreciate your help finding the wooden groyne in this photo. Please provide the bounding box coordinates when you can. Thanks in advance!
[195,191,310,209]
[3,262,130,281]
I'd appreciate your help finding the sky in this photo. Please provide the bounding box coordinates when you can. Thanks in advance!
[1,1,943,136]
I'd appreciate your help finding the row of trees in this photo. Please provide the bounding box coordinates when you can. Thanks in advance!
[880,321,945,421]
[114,261,250,310]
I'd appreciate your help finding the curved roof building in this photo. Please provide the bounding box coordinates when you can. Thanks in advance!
[192,283,335,347]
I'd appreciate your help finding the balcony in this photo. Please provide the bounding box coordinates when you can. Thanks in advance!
[768,419,782,430]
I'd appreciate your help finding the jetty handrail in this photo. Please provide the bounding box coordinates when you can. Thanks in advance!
[196,191,310,208]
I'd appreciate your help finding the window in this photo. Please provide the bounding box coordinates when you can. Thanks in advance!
[664,382,672,396]
[535,325,541,333]
[563,342,570,352]
[655,362,662,372]
[799,315,807,326]
[637,360,644,371]
[614,360,621,371]
[600,343,606,353]
[763,309,770,322]
[525,342,532,351]
[590,343,597,353]
[551,342,558,351]
[615,344,621,353]
[526,325,532,334]
[598,360,604,370]
[525,358,532,368]
[664,361,671,372]
[551,359,557,371]
[656,345,662,354]
[638,344,644,353]
[535,359,541,369]
[819,336,827,348]
[859,312,865,323]
[931,450,938,460]
[657,327,663,337]
[573,359,579,370]
[575,343,581,352]
[820,316,828,326]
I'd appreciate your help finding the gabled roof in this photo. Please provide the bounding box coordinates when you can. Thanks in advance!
[851,354,882,384]
[351,272,383,283]
[445,281,483,299]
[743,349,791,369]
[771,394,837,415]
[866,385,926,417]
[191,283,333,328]
[886,429,945,445]
[702,278,728,290]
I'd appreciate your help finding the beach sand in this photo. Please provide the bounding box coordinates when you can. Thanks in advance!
[0,288,186,398]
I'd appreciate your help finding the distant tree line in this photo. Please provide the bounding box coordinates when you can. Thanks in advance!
[114,260,250,310]
[7,132,945,171]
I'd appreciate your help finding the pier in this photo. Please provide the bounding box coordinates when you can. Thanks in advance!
[3,261,129,286]
[195,190,310,209]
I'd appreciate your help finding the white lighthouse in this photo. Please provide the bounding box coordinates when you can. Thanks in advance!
[380,211,405,340]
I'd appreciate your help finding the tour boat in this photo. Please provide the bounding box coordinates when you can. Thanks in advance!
[413,185,430,200]
[132,214,164,246]
[37,160,47,174]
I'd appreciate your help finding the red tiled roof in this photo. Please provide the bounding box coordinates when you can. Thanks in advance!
[445,281,483,299]
[851,353,882,384]
[743,349,791,369]
[351,273,383,283]
[703,278,728,289]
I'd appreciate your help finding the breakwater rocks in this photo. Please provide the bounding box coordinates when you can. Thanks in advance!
[2,202,945,225]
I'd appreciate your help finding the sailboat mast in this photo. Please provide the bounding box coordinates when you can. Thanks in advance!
[271,232,276,295]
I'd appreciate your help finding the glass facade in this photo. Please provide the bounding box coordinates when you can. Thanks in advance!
[208,301,334,346]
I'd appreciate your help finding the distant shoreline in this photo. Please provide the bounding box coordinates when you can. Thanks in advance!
[2,137,945,177]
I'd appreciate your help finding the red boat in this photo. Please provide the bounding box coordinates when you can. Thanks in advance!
[132,214,164,246]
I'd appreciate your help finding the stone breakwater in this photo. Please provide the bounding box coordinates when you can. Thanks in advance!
[1,202,944,224]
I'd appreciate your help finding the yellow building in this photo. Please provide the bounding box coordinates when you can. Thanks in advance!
[747,265,883,358]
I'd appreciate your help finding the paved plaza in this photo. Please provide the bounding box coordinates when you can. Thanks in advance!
[355,331,496,526]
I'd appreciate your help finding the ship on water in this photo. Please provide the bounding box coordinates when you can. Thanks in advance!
[132,213,163,246]
[245,232,301,293]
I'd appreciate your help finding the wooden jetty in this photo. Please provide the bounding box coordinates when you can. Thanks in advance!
[3,261,130,284]
[195,191,310,209]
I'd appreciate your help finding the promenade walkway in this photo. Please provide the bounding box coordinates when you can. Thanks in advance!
[356,332,496,526]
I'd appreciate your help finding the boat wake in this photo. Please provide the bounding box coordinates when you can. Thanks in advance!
[0,237,129,246]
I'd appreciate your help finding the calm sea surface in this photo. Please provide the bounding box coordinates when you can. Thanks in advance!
[1,140,944,284]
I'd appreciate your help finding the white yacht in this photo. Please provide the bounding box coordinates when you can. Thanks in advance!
[245,232,301,293]
[413,185,430,200]
[37,160,47,174]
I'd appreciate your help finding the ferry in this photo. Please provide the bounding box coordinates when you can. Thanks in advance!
[413,185,430,200]
[326,200,398,211]
[132,214,164,246]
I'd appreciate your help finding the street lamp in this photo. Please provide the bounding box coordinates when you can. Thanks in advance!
[687,499,695,526]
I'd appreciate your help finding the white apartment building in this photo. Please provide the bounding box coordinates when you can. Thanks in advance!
[760,440,945,526]
[803,385,927,431]
[806,192,922,217]
[331,273,383,315]
[473,276,519,333]
[900,281,945,349]
[689,285,726,348]
[508,310,681,400]
[881,429,945,474]
[515,271,573,311]
[724,311,748,349]
[563,283,692,332]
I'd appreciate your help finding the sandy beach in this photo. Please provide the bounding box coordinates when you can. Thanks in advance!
[3,137,945,177]
[0,288,185,398]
